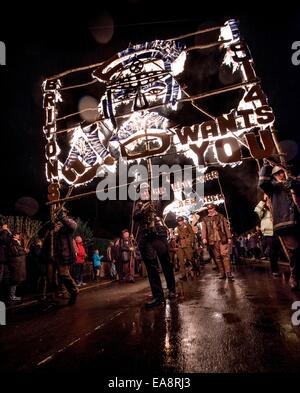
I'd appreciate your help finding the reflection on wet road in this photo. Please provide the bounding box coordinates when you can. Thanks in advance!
[2,265,300,374]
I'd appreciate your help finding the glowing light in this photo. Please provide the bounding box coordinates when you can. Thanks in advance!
[221,49,240,74]
[203,194,224,205]
[219,21,241,75]
[171,51,187,76]
[196,171,219,183]
[224,143,233,157]
[163,193,224,219]
[93,39,186,117]
[220,19,240,45]
[42,19,278,195]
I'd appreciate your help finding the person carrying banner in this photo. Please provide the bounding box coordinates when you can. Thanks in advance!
[254,194,280,276]
[133,185,176,308]
[258,161,300,289]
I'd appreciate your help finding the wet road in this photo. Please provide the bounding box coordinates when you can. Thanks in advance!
[2,264,300,378]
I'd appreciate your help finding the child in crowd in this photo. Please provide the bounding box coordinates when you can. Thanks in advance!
[92,249,103,280]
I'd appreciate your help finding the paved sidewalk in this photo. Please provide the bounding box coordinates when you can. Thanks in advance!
[5,278,115,311]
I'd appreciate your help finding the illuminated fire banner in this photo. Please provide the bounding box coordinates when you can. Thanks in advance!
[43,20,277,202]
[162,170,224,218]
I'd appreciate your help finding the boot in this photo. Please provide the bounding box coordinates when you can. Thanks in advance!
[289,253,299,290]
[226,272,235,282]
[145,297,165,308]
[168,290,177,299]
[68,291,78,305]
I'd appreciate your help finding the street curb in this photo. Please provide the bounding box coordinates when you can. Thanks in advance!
[242,258,289,268]
[6,279,114,311]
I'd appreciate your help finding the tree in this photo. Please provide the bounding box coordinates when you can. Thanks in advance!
[74,218,94,248]
[0,215,43,249]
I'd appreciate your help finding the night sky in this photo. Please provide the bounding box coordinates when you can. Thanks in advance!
[1,1,300,237]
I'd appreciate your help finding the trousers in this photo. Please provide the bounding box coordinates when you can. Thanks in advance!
[209,241,232,274]
[140,236,175,300]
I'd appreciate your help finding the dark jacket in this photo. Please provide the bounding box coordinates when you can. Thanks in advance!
[120,238,131,262]
[8,239,26,284]
[133,199,168,242]
[28,242,45,276]
[111,242,121,263]
[0,229,12,263]
[55,216,77,265]
[201,212,231,245]
[40,230,55,265]
[247,234,258,249]
[258,164,300,234]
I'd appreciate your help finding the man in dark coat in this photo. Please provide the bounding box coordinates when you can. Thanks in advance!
[27,238,43,292]
[38,223,61,310]
[0,223,12,292]
[259,162,300,289]
[8,231,27,302]
[133,185,176,308]
[53,208,79,304]
[39,208,79,308]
